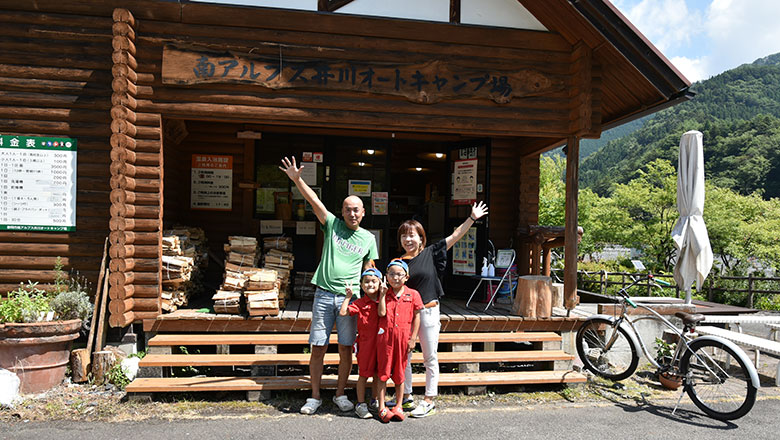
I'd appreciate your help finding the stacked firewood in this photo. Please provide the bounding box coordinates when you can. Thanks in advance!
[212,236,260,314]
[261,237,294,306]
[244,268,280,316]
[161,227,207,312]
[294,271,316,300]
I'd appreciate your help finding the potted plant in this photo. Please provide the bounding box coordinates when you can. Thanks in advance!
[654,337,682,390]
[0,258,92,393]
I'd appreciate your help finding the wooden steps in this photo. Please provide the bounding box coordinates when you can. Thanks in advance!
[140,350,574,367]
[128,330,582,396]
[127,371,586,393]
[146,331,563,346]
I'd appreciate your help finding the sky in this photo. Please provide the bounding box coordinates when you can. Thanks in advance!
[612,0,780,83]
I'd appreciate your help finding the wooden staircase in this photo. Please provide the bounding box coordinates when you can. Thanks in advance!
[126,331,585,397]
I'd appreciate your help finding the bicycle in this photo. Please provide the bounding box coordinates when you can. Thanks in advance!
[575,273,760,421]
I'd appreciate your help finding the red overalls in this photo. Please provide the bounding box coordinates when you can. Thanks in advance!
[377,286,423,383]
[347,295,380,377]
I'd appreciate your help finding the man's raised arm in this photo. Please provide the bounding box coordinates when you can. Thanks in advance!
[279,156,328,225]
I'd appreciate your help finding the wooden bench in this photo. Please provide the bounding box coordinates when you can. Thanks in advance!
[702,315,780,333]
[696,325,780,386]
[767,323,780,341]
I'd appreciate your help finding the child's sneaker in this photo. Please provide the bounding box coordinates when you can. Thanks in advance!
[355,402,371,419]
[369,399,379,413]
[410,400,436,418]
[386,395,416,410]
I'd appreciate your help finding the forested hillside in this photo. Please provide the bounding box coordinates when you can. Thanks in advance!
[580,52,780,198]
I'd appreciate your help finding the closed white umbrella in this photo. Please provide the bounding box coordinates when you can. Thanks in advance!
[671,130,713,303]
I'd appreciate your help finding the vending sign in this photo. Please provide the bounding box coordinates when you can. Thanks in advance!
[191,154,233,211]
[0,134,77,231]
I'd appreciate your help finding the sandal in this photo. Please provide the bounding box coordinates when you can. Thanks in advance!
[379,408,393,423]
[300,398,322,415]
[391,405,405,421]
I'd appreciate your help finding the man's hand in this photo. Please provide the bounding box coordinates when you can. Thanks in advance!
[279,156,303,181]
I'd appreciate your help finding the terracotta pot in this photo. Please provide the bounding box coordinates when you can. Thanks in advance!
[658,372,683,390]
[0,319,81,393]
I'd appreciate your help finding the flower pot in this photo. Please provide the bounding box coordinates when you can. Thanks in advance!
[0,319,81,394]
[658,372,683,390]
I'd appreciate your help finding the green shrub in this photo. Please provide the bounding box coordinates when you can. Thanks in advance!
[0,282,51,323]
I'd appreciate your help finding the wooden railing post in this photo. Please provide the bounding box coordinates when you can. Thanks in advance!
[748,272,754,308]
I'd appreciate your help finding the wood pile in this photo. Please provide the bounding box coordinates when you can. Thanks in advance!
[294,271,316,300]
[244,268,280,316]
[261,237,294,306]
[212,235,260,314]
[161,227,207,312]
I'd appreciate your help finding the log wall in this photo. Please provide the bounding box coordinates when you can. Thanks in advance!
[107,8,162,327]
[0,7,114,295]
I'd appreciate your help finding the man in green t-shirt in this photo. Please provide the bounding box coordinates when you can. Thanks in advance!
[280,156,378,416]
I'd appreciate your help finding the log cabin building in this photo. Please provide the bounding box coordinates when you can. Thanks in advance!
[0,0,691,335]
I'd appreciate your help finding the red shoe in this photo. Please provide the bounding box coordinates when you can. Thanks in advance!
[379,408,393,423]
[391,405,405,421]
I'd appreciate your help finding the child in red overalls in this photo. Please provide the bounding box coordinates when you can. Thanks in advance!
[377,259,423,422]
[340,268,386,419]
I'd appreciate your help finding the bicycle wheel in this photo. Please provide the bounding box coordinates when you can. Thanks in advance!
[576,318,638,381]
[680,338,757,421]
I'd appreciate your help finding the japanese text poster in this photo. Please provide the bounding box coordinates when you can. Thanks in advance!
[191,154,232,211]
[452,159,477,205]
[0,134,77,231]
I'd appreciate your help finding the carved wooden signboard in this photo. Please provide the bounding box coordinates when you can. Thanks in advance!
[162,45,563,105]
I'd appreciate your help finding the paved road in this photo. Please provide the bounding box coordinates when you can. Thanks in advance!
[3,393,779,440]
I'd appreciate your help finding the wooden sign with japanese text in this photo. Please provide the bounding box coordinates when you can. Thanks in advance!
[162,44,563,105]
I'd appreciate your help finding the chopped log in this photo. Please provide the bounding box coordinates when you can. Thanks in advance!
[110,149,161,166]
[111,50,138,70]
[109,311,134,328]
[110,91,137,109]
[111,117,138,135]
[110,257,159,272]
[513,275,554,318]
[109,297,158,314]
[70,348,90,383]
[110,162,162,179]
[91,350,116,384]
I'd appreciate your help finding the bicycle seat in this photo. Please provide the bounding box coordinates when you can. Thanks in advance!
[675,312,705,326]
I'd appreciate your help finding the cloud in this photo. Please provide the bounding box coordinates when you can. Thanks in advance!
[704,0,780,71]
[669,56,709,83]
[613,0,704,53]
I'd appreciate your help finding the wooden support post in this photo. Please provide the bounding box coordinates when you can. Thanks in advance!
[563,136,580,310]
[453,342,484,395]
[249,344,278,401]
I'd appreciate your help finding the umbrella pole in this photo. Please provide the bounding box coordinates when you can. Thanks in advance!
[685,287,692,304]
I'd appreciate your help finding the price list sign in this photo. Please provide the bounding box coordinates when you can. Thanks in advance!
[0,134,77,232]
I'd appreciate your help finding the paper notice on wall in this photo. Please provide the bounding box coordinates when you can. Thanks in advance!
[300,162,317,185]
[0,134,77,231]
[452,158,477,205]
[191,154,232,211]
[348,180,371,197]
[296,221,316,235]
[260,220,283,234]
[452,227,477,275]
[372,192,388,215]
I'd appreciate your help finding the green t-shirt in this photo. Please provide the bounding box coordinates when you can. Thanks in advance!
[312,212,378,297]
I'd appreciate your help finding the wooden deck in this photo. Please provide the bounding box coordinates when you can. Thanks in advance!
[143,298,585,333]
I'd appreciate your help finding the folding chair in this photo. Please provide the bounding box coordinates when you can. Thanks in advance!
[466,248,516,310]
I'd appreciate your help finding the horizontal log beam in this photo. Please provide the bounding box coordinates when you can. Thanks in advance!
[109,162,161,179]
[109,203,161,219]
[109,257,159,272]
[108,244,160,259]
[110,175,161,192]
[109,283,159,300]
[109,297,158,314]
[0,243,103,257]
[109,270,160,286]
[110,189,161,205]
[109,231,159,246]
